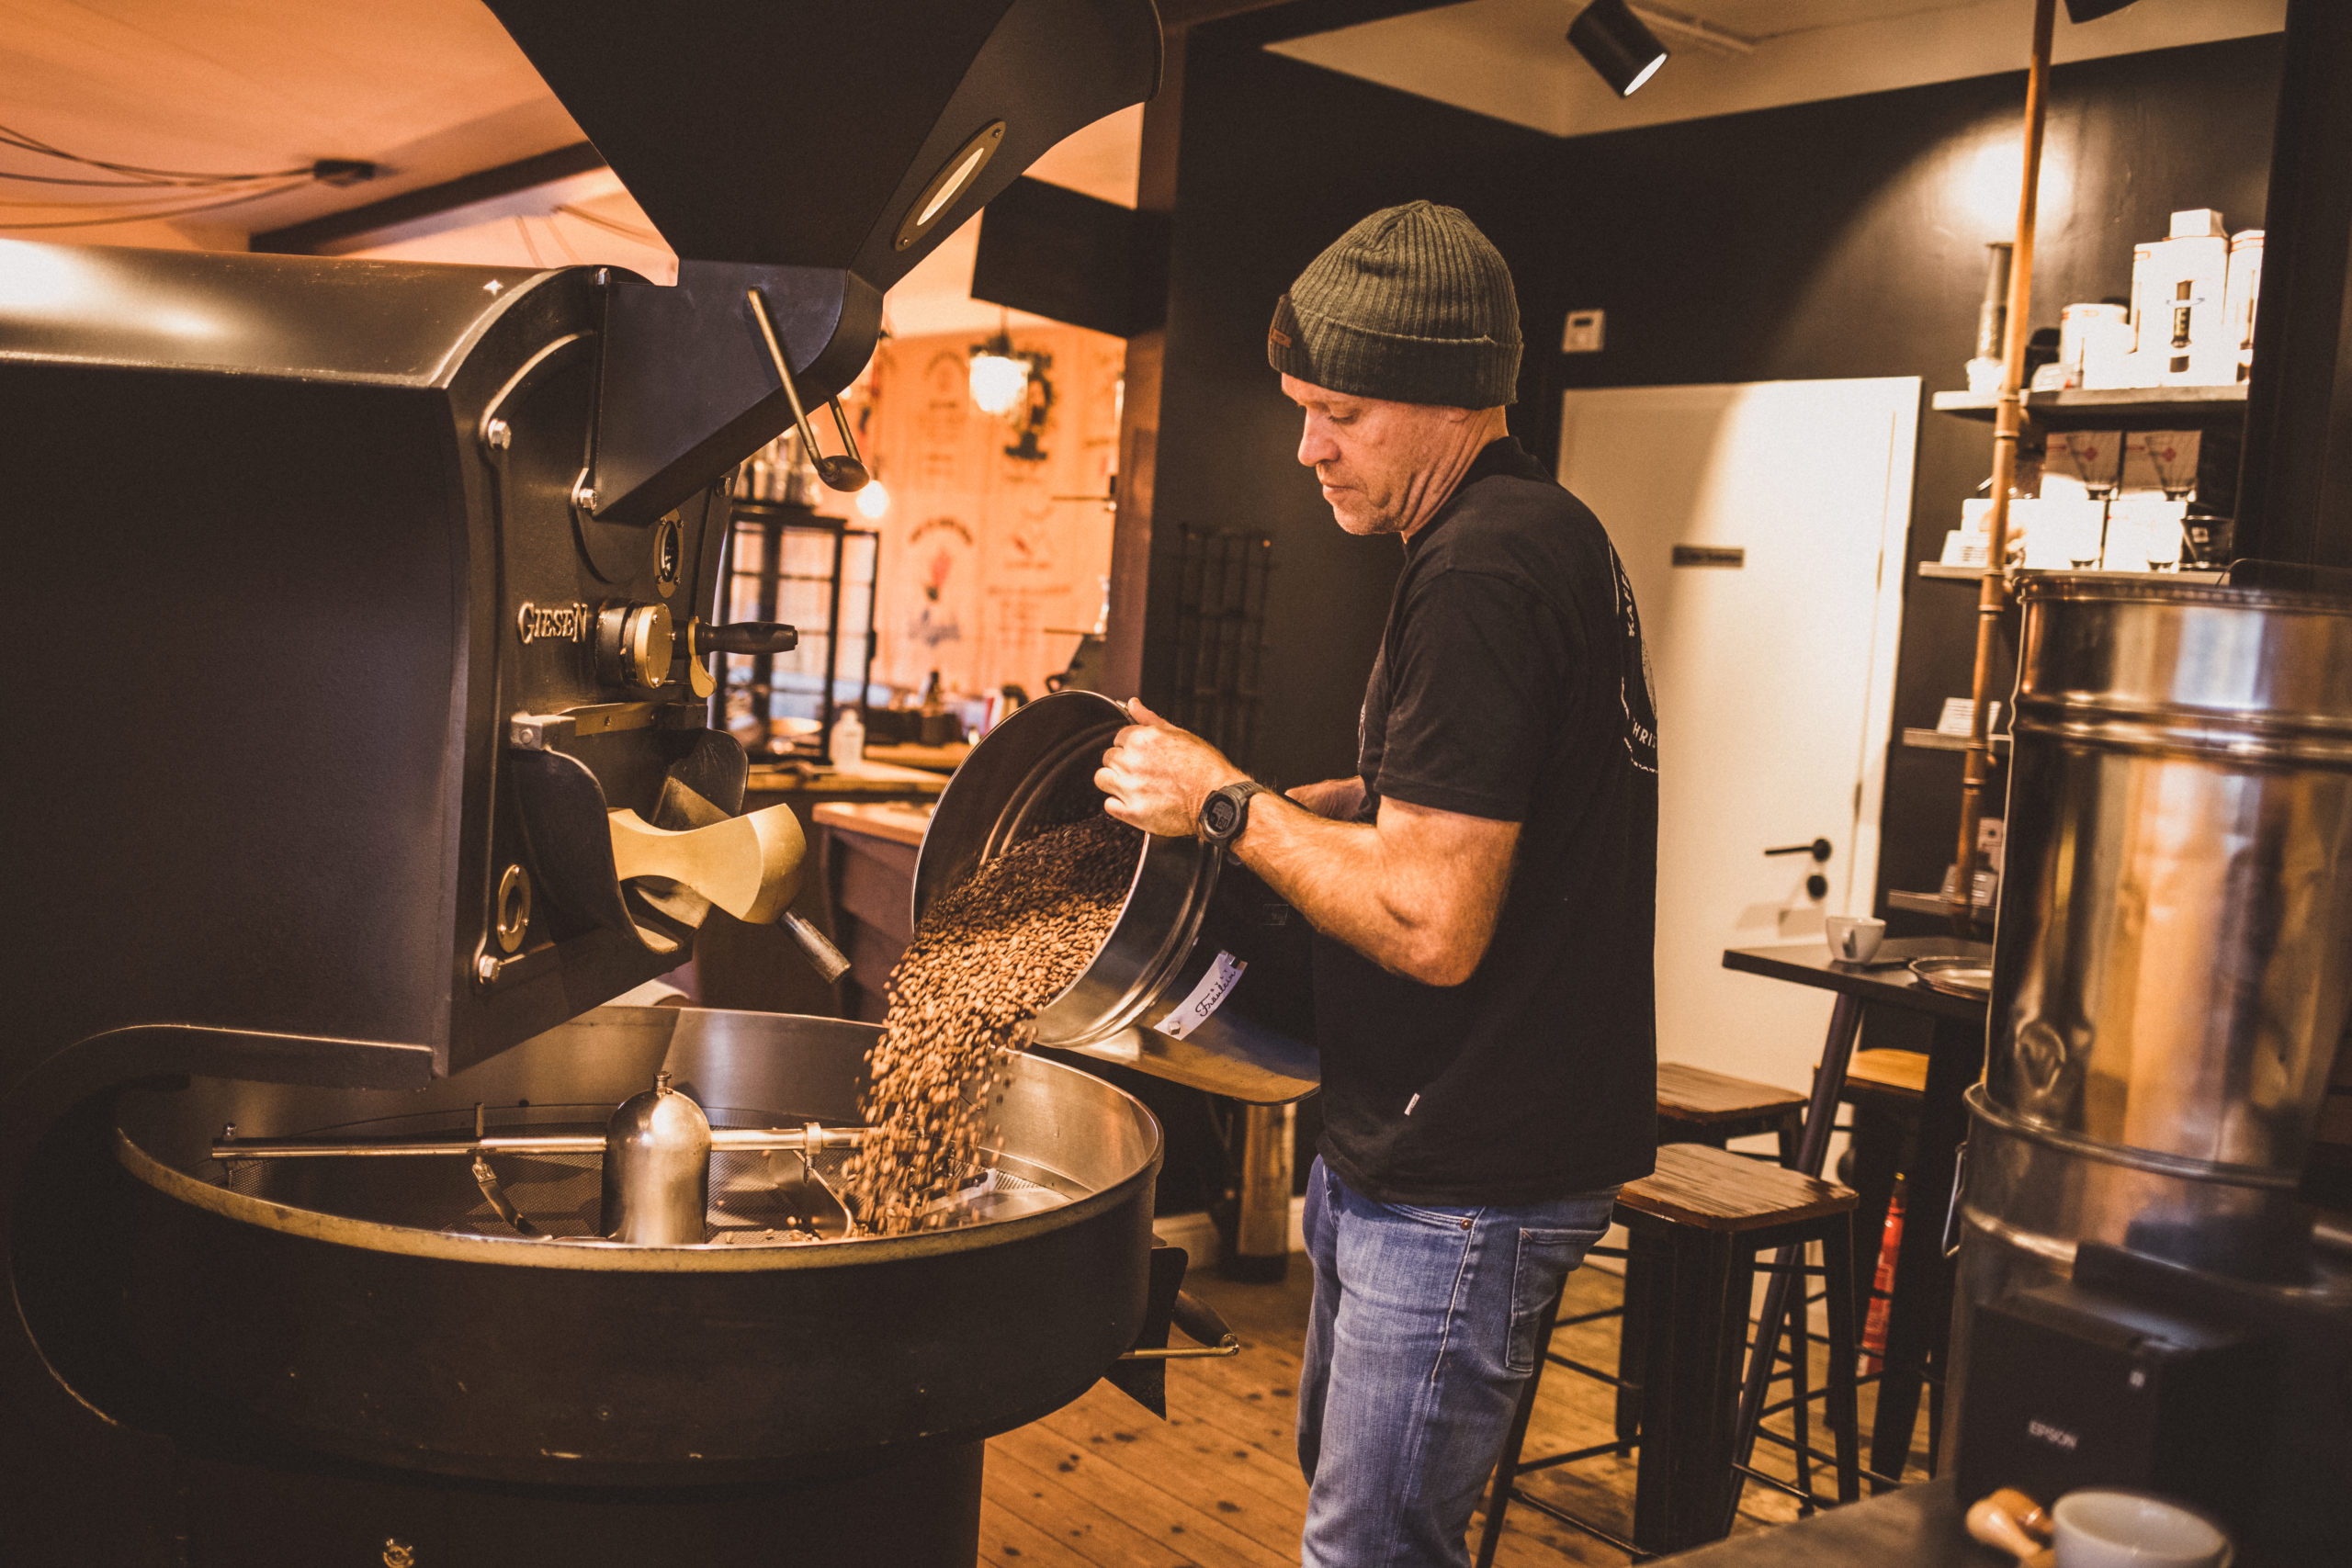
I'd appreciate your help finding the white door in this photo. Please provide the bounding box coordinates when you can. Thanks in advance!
[1557,378,1917,1094]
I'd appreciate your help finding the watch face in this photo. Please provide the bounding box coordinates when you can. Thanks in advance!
[1204,794,1238,836]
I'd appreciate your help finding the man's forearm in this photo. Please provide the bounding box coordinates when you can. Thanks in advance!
[1232,794,1506,987]
[1286,775,1366,820]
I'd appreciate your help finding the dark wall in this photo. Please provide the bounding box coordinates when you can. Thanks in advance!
[1541,34,2278,919]
[1149,25,2279,909]
[1145,28,1566,791]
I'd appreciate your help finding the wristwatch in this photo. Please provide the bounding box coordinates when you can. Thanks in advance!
[1198,780,1269,845]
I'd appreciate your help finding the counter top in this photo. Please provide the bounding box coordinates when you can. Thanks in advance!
[813,800,934,848]
[745,759,949,796]
[859,740,969,772]
[1657,1480,2004,1565]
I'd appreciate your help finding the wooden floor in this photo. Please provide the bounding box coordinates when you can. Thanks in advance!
[980,1257,1932,1566]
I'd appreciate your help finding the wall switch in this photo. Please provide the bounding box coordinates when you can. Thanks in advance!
[1562,309,1605,354]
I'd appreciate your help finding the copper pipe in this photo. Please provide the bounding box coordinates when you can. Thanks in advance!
[1951,0,2057,937]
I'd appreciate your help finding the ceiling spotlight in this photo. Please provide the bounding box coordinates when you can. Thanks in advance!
[1568,0,1669,97]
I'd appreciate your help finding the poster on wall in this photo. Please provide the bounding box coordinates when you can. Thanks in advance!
[865,321,1125,703]
[897,514,979,693]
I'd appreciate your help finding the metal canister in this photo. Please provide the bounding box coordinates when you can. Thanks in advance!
[914,691,1317,1103]
[1955,579,2352,1371]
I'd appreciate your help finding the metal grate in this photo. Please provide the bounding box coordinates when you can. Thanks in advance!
[1168,528,1271,766]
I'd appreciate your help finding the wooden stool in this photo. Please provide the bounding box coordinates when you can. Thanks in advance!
[1475,1145,1862,1562]
[1656,1062,1807,1163]
[1617,1066,1811,1450]
[1818,1049,1927,1340]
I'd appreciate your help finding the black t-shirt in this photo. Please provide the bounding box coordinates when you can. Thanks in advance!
[1311,436,1658,1205]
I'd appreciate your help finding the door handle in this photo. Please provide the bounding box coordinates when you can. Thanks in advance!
[1764,838,1833,863]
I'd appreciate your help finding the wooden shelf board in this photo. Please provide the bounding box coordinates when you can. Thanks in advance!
[1902,728,2008,753]
[1916,561,2224,583]
[1887,888,1995,920]
[1929,383,2247,431]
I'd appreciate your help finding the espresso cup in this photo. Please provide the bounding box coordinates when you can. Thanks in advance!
[2052,1490,2231,1568]
[1823,915,1886,964]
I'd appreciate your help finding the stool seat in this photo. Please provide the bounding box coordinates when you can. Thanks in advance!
[1845,1047,1927,1098]
[1657,1062,1808,1127]
[1620,1142,1857,1234]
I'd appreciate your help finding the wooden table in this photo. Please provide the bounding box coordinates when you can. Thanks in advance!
[1720,939,1989,1495]
[809,800,935,1021]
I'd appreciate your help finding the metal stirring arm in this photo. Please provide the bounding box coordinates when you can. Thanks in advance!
[213,1122,869,1163]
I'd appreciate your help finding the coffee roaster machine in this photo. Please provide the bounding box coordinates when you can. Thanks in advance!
[0,4,1193,1562]
[1951,580,2352,1566]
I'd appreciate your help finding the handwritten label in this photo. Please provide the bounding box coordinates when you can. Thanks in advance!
[1153,951,1247,1041]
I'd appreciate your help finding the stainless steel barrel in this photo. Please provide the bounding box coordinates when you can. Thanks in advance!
[1973,578,2352,1277]
[1951,578,2352,1451]
[918,692,1317,1102]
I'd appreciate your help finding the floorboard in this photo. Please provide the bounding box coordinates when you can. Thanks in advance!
[983,1244,1934,1564]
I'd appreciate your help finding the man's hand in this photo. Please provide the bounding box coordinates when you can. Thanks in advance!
[1095,700,1249,839]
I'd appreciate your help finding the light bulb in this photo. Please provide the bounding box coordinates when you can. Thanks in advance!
[854,478,891,519]
[968,351,1029,418]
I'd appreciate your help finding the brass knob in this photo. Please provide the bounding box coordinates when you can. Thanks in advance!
[595,601,674,692]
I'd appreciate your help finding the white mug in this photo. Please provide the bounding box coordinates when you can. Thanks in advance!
[2052,1490,2232,1568]
[1823,915,1886,964]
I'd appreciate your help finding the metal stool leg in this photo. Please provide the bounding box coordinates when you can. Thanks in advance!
[1787,1248,1814,1511]
[1822,1216,1863,1504]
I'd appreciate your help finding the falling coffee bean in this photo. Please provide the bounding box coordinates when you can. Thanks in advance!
[844,816,1138,1235]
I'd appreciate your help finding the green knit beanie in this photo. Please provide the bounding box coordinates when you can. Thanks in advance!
[1267,201,1521,408]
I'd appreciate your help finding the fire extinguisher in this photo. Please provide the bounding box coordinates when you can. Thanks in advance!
[1862,1175,1905,1376]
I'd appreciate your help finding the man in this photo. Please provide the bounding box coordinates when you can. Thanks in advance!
[1094,201,1658,1568]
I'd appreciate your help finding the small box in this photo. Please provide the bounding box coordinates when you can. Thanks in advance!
[2130,232,2233,386]
[2022,497,2108,570]
[2107,495,2190,570]
[2169,207,2227,240]
[2120,430,2201,498]
[2227,231,2264,383]
[2049,429,2125,494]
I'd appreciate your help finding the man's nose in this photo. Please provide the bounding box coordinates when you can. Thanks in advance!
[1297,415,1337,467]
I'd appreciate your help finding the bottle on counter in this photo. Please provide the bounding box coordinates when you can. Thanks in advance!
[829,705,865,770]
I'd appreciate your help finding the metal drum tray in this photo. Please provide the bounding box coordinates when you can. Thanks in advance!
[108,1006,1160,1486]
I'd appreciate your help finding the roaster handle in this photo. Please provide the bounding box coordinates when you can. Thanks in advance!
[1120,1289,1241,1361]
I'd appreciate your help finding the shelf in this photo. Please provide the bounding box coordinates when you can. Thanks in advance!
[1929,384,2247,431]
[1903,728,2007,753]
[1916,562,2225,583]
[1887,888,1995,920]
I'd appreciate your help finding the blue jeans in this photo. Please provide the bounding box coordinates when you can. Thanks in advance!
[1296,1156,1619,1568]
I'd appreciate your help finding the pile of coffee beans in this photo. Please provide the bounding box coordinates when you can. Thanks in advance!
[843,814,1139,1235]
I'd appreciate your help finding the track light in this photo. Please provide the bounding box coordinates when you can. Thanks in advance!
[1568,0,1669,97]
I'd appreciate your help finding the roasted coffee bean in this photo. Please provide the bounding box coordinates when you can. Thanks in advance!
[843,815,1137,1234]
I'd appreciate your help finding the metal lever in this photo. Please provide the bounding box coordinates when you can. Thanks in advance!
[1764,838,1833,862]
[783,912,853,985]
[1119,1289,1243,1361]
[608,801,807,924]
[746,288,869,492]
